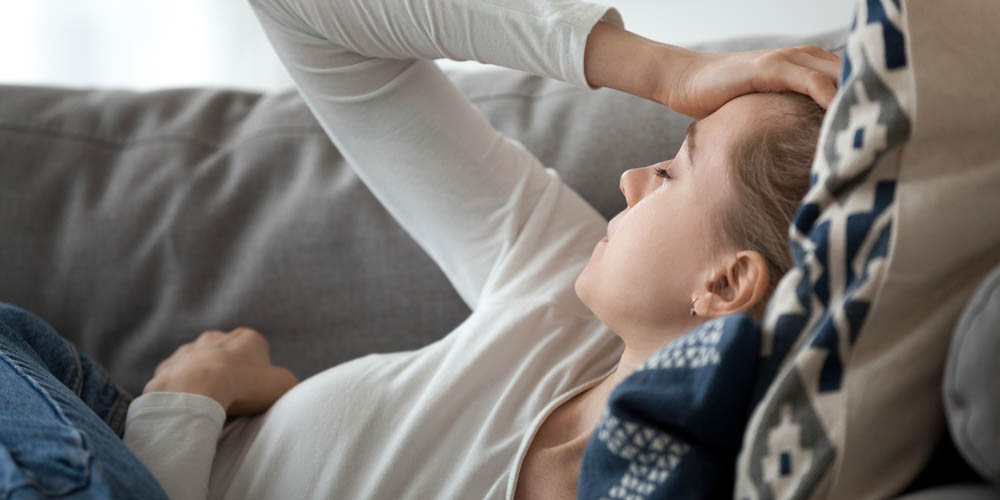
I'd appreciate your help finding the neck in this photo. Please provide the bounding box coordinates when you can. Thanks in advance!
[586,347,645,404]
[564,323,694,449]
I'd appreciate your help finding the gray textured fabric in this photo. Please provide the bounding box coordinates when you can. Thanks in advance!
[0,30,844,396]
[897,484,1000,500]
[946,263,1000,486]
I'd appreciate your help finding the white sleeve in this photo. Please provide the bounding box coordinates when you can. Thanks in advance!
[122,392,226,500]
[247,0,623,310]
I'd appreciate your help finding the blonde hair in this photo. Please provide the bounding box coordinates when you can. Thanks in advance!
[719,91,826,317]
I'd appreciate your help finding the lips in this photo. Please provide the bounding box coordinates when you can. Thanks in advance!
[606,215,622,241]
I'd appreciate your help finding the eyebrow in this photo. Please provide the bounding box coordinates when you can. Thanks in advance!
[684,120,698,170]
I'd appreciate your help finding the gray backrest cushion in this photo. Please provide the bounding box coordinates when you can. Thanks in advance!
[0,29,845,395]
[945,263,1000,486]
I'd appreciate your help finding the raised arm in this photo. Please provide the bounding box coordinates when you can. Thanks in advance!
[247,0,625,310]
[250,0,623,91]
[582,21,843,118]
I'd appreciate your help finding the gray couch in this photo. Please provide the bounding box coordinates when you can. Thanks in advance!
[0,28,996,498]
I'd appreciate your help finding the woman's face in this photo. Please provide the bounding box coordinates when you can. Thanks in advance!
[575,94,769,347]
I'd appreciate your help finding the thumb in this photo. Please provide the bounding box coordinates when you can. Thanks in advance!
[257,366,300,402]
[229,366,301,416]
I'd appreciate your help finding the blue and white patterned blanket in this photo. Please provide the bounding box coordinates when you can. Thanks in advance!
[579,316,761,498]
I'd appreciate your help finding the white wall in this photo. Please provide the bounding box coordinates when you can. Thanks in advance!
[0,1,291,92]
[0,0,855,93]
[612,0,854,45]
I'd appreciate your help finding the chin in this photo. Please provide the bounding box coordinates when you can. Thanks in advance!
[573,272,587,304]
[574,269,606,322]
[574,269,596,309]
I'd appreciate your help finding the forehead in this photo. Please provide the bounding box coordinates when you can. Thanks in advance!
[700,93,773,136]
[678,94,781,207]
[686,94,775,162]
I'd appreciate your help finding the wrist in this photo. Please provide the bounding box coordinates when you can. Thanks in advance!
[143,365,234,411]
[649,45,699,111]
[583,21,661,100]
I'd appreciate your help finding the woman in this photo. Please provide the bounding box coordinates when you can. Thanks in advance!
[0,0,841,498]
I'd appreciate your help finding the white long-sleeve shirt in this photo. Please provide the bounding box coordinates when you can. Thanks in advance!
[122,0,626,498]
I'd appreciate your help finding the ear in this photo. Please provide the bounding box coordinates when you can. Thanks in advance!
[692,251,770,318]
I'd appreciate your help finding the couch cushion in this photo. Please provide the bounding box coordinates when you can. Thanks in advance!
[946,263,1000,486]
[0,86,476,396]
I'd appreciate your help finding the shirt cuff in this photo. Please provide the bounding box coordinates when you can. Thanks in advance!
[126,391,227,426]
[564,3,625,90]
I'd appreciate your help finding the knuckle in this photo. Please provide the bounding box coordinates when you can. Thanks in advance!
[234,327,269,348]
[758,50,790,70]
[198,330,223,341]
[809,72,829,87]
[758,51,782,65]
[232,327,259,337]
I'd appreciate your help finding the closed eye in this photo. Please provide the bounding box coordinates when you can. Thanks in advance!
[654,167,672,181]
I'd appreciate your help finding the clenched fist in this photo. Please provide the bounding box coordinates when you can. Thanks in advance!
[144,327,300,416]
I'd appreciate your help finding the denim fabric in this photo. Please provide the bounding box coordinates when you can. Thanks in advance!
[0,302,167,500]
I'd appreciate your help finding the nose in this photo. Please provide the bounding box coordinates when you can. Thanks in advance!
[619,168,642,208]
[620,162,667,208]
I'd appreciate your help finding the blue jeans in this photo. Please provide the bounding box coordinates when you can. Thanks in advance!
[0,302,168,499]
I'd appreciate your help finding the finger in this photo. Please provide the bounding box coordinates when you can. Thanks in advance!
[229,327,272,362]
[755,63,838,109]
[260,367,300,405]
[231,327,267,348]
[274,366,300,389]
[230,327,261,337]
[197,330,225,343]
[791,66,839,109]
[229,366,299,416]
[786,51,842,86]
[796,44,842,64]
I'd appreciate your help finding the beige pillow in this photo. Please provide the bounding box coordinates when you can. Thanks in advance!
[735,0,1000,498]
